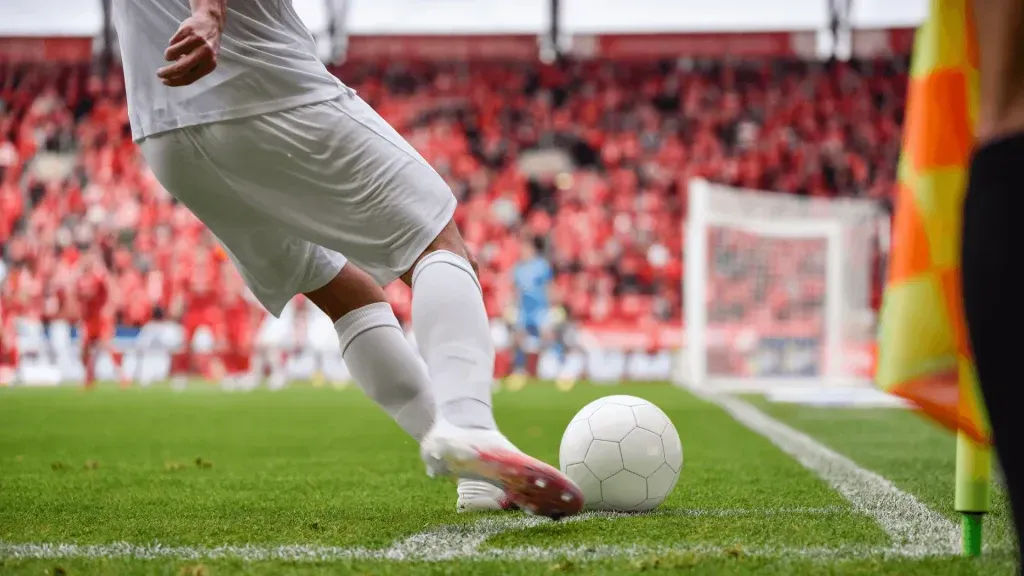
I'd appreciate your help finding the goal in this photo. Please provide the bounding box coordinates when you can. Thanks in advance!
[682,179,887,392]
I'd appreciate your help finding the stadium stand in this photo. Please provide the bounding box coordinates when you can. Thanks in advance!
[0,59,903,332]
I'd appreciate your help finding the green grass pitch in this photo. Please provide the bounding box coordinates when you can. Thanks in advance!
[0,381,1018,575]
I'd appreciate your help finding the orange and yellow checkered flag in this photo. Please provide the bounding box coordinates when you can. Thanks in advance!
[876,0,990,445]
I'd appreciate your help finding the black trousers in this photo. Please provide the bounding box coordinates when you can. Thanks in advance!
[961,133,1024,556]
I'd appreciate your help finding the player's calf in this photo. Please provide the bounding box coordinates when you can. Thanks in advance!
[304,263,435,441]
[405,219,496,432]
[401,218,584,517]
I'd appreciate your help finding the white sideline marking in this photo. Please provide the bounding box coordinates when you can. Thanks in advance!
[0,540,918,563]
[382,516,545,560]
[0,507,963,564]
[702,393,961,556]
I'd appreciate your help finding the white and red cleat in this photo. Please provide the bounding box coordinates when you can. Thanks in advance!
[457,479,514,513]
[422,420,584,520]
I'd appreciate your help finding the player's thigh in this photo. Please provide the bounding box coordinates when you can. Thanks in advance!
[191,95,457,285]
[140,132,346,316]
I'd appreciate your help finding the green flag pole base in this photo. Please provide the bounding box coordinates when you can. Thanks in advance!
[956,432,991,558]
[961,513,984,557]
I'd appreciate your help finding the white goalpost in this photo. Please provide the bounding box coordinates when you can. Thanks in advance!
[682,179,887,393]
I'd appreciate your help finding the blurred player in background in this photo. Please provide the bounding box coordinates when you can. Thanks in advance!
[111,0,582,517]
[169,271,220,385]
[0,296,17,385]
[509,236,553,387]
[75,251,127,388]
[217,277,258,388]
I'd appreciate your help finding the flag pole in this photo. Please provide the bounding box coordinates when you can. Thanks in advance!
[955,431,991,556]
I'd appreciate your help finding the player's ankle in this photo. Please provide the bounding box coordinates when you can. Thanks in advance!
[439,398,496,430]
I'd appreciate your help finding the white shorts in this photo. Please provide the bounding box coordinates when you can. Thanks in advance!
[140,93,457,317]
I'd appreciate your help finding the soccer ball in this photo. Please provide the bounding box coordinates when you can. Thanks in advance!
[559,395,682,511]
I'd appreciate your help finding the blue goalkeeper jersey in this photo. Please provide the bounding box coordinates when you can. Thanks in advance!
[513,257,553,328]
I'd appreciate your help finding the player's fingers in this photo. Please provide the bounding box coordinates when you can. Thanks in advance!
[168,23,192,46]
[183,59,218,84]
[157,50,202,79]
[164,34,203,62]
[163,56,216,87]
[157,49,211,83]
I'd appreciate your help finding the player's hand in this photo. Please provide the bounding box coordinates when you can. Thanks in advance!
[157,11,222,87]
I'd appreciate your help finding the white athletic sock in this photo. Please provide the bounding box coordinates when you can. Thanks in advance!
[411,250,497,430]
[335,302,435,441]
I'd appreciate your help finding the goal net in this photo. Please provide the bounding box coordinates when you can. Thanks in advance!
[682,179,887,392]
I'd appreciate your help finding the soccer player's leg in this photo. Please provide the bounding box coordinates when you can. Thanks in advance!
[0,327,17,387]
[100,321,129,388]
[228,325,254,384]
[79,322,120,389]
[303,260,510,513]
[506,321,538,392]
[88,319,127,388]
[523,321,542,377]
[300,263,435,437]
[138,118,438,449]
[308,96,583,517]
[80,322,100,389]
[512,325,528,375]
[209,318,233,388]
[329,92,585,515]
[138,97,578,517]
[401,220,582,518]
[171,315,199,386]
[964,0,1024,552]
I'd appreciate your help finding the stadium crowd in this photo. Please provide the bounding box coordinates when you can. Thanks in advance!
[1,58,904,371]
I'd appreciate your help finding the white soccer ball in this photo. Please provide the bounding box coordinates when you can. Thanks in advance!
[559,395,682,511]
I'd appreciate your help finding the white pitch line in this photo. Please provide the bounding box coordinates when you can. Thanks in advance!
[0,540,929,563]
[0,507,965,564]
[382,516,547,560]
[381,507,850,559]
[701,393,960,557]
[0,540,914,563]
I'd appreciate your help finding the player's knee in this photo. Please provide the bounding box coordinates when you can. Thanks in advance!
[403,217,478,285]
[305,264,388,323]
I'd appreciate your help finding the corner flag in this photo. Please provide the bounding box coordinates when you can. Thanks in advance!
[876,0,991,446]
